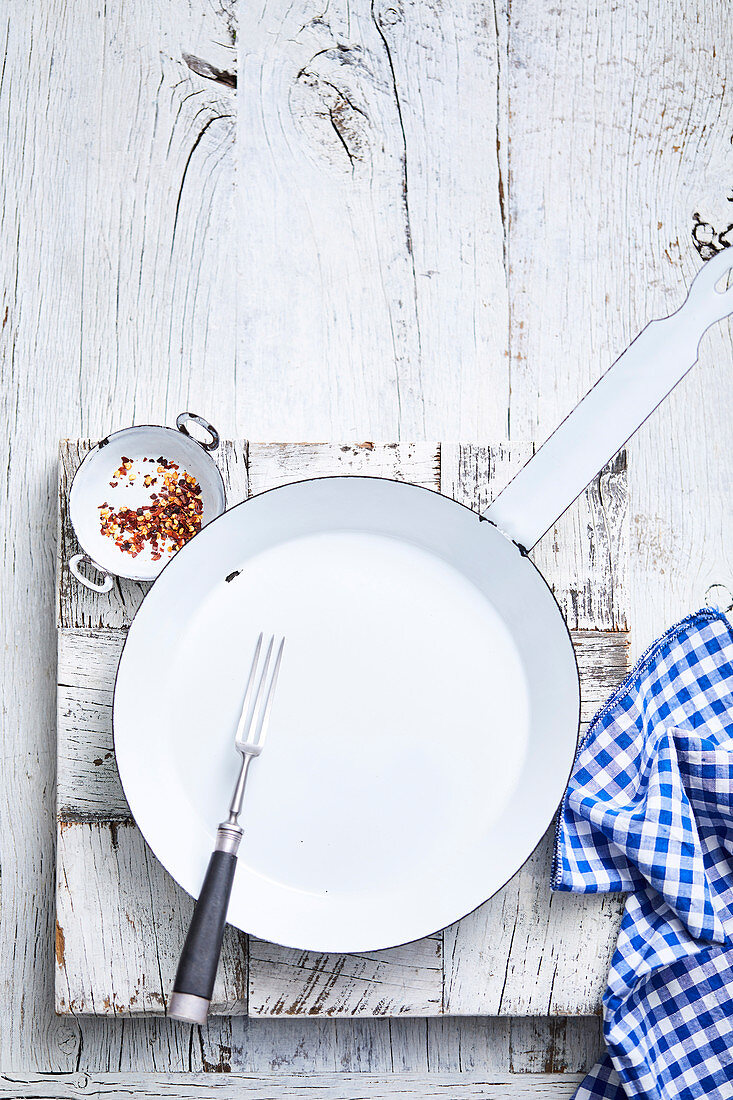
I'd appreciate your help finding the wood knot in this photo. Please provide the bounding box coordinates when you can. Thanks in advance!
[377,4,403,28]
[291,48,371,174]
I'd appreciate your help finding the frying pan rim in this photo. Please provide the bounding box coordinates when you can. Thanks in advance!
[112,472,582,952]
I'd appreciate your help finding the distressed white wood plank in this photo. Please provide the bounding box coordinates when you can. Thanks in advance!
[440,444,628,630]
[425,1018,602,1075]
[80,1013,597,1077]
[248,936,442,1018]
[57,684,127,822]
[0,0,238,1070]
[236,0,509,441]
[506,1019,603,1075]
[573,631,631,731]
[371,1,511,440]
[247,443,441,495]
[444,827,624,1017]
[223,1018,430,1075]
[504,0,733,658]
[439,442,535,512]
[55,821,247,1016]
[57,630,128,822]
[62,1015,600,1077]
[442,444,629,1015]
[57,441,249,631]
[218,1014,597,1077]
[533,452,628,634]
[0,1073,585,1099]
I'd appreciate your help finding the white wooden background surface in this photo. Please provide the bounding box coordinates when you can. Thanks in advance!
[1,0,732,1094]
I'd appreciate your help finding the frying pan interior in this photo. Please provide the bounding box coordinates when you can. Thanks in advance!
[115,476,579,951]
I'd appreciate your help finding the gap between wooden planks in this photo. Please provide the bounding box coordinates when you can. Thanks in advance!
[56,439,630,1018]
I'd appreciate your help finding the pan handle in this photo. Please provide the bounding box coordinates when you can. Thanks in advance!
[483,248,733,552]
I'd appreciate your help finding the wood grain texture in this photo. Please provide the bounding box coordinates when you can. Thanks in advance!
[236,0,509,441]
[55,821,247,1017]
[248,936,443,1018]
[57,631,128,822]
[247,442,441,494]
[62,1015,600,1076]
[440,446,628,631]
[1,0,239,1072]
[502,0,733,658]
[0,1073,585,1099]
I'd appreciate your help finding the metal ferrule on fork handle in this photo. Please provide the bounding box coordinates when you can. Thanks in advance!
[215,821,243,855]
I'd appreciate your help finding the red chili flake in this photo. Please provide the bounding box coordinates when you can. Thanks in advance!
[99,455,203,560]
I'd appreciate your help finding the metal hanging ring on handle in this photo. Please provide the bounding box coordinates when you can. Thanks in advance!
[176,413,220,451]
[705,583,733,614]
[69,554,114,593]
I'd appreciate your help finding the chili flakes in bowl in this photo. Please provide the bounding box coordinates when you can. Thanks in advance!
[99,456,204,562]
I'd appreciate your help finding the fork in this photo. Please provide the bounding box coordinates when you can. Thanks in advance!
[167,633,285,1025]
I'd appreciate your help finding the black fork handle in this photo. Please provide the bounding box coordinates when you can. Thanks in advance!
[167,823,242,1024]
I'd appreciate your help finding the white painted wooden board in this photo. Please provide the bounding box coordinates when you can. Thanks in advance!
[0,1073,585,1099]
[236,0,510,442]
[57,438,628,1020]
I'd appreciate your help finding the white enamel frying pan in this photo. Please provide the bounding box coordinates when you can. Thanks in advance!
[114,251,733,953]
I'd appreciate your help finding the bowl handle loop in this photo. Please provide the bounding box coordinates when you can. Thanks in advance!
[176,412,220,452]
[69,554,114,593]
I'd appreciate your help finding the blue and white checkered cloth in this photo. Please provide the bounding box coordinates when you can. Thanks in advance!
[553,608,733,1100]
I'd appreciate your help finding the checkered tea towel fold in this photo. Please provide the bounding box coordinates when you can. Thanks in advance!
[553,608,733,1100]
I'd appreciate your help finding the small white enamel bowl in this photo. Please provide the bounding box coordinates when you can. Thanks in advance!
[68,413,226,593]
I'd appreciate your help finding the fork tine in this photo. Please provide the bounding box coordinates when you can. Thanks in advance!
[250,637,285,750]
[234,632,265,746]
[239,635,274,745]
